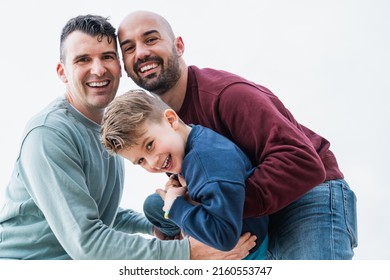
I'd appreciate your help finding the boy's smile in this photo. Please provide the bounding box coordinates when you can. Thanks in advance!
[118,115,189,174]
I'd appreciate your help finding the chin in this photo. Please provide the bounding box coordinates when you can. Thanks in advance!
[94,97,114,107]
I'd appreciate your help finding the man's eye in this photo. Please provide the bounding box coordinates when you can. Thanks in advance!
[76,57,90,64]
[103,54,116,61]
[146,37,158,45]
[123,45,135,53]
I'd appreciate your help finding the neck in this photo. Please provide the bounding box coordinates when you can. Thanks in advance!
[66,94,104,125]
[76,106,104,125]
[85,110,104,125]
[179,123,192,144]
[159,63,188,112]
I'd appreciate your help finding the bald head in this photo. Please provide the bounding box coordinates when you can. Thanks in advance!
[118,10,175,44]
[118,10,187,106]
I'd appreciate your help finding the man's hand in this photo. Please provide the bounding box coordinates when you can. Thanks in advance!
[189,232,257,260]
[153,227,183,240]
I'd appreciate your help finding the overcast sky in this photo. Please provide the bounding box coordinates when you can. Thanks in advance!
[1,0,389,260]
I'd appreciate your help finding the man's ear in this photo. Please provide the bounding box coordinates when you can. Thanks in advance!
[164,109,179,129]
[56,62,68,83]
[175,36,185,57]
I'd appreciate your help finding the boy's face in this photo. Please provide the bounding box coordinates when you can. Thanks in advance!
[118,118,186,174]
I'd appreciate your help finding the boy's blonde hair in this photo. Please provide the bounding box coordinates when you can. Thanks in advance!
[101,89,170,154]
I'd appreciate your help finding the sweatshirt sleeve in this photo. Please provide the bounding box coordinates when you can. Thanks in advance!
[113,208,154,235]
[169,180,244,251]
[19,126,189,259]
[218,83,326,217]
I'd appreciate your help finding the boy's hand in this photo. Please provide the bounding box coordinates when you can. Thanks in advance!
[157,173,198,213]
[156,185,187,211]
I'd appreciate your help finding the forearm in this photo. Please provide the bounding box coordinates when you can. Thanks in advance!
[243,146,325,217]
[219,86,326,216]
[114,208,153,235]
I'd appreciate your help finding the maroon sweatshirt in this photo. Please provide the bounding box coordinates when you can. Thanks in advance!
[178,66,344,217]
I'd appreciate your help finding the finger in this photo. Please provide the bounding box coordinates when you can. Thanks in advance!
[155,188,166,200]
[237,232,257,255]
[165,177,180,188]
[165,172,179,181]
[178,174,187,187]
[237,232,257,246]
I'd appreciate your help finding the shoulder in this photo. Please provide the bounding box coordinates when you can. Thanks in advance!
[186,125,251,171]
[21,97,96,145]
[25,97,71,130]
[189,65,273,101]
[188,125,235,149]
[190,65,247,90]
[183,129,251,192]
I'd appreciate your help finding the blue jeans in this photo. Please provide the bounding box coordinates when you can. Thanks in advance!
[267,179,358,260]
[143,193,268,259]
[143,193,181,237]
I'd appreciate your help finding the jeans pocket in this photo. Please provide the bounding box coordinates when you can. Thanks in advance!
[342,183,358,248]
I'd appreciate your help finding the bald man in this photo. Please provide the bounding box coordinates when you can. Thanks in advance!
[117,10,358,260]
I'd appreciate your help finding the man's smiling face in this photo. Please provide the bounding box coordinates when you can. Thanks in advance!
[118,13,181,95]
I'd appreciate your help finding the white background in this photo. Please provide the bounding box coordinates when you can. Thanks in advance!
[0,0,389,260]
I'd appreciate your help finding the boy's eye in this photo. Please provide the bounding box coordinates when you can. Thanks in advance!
[137,158,144,165]
[146,141,153,151]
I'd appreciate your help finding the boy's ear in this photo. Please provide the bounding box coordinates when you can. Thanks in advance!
[164,109,179,128]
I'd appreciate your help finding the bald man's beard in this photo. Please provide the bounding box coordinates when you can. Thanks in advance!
[131,52,181,96]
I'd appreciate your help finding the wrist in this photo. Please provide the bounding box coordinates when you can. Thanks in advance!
[164,194,179,213]
[164,209,170,219]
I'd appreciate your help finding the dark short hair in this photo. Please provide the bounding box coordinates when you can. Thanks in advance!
[59,14,117,61]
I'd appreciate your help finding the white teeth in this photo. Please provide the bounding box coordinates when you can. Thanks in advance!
[140,64,158,73]
[88,81,109,87]
[161,156,170,169]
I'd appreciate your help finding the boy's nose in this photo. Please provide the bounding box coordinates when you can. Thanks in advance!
[148,156,161,170]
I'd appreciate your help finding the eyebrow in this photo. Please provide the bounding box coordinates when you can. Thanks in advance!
[73,51,117,62]
[119,30,160,47]
[131,136,150,165]
[73,54,88,62]
[103,51,118,56]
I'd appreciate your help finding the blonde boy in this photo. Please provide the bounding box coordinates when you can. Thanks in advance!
[101,89,268,259]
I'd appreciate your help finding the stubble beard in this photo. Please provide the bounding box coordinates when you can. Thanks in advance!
[132,51,181,96]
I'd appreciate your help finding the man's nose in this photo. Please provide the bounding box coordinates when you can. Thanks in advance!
[135,44,151,60]
[90,59,107,76]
